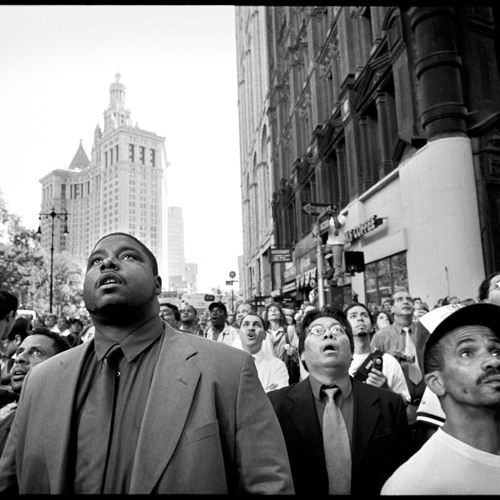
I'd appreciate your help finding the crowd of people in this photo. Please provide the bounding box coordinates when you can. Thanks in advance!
[0,231,499,494]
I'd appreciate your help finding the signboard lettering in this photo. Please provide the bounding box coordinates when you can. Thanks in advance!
[270,247,293,263]
[345,215,384,243]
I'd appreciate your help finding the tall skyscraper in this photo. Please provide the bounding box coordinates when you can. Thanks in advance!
[167,206,185,290]
[38,73,167,275]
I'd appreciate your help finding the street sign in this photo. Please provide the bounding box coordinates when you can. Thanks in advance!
[226,280,234,285]
[229,271,236,278]
[302,202,333,216]
[270,247,293,263]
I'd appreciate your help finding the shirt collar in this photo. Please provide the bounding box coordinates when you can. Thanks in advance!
[94,314,165,362]
[309,372,352,401]
[252,347,266,364]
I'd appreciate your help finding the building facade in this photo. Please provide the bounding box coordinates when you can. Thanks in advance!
[167,206,186,291]
[39,73,166,275]
[235,6,500,309]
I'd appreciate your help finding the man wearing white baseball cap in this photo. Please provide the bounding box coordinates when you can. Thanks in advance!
[382,303,500,495]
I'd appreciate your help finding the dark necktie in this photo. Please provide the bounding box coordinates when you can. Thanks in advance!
[322,387,351,495]
[100,344,123,492]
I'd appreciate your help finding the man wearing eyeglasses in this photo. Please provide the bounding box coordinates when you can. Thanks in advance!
[267,307,414,496]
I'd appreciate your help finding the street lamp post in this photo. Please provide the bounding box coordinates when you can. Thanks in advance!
[37,208,69,314]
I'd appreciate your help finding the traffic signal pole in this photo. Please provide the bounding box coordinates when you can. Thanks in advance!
[315,206,331,309]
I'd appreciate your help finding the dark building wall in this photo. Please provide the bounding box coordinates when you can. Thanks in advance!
[262,6,500,298]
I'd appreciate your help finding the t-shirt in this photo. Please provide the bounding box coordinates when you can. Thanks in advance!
[381,428,500,495]
[326,214,347,245]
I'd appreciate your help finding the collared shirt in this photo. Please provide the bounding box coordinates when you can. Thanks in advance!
[73,315,165,494]
[371,322,409,354]
[308,373,354,451]
[371,322,425,403]
[206,324,238,345]
[251,348,289,392]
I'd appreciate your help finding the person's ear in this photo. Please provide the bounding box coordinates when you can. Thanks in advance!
[14,334,22,346]
[155,275,162,295]
[425,371,446,397]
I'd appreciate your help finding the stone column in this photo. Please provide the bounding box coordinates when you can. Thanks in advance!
[410,7,467,139]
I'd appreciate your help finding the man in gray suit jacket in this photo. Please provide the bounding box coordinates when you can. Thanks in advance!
[0,232,294,494]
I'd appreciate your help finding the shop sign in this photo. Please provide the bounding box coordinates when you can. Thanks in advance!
[284,264,296,281]
[345,215,384,243]
[270,247,293,263]
[282,282,297,293]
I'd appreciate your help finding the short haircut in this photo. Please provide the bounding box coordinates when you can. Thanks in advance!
[181,304,198,317]
[392,288,411,300]
[240,312,266,329]
[7,316,31,342]
[423,339,445,374]
[162,303,180,321]
[477,271,500,302]
[299,306,354,355]
[344,302,373,325]
[70,318,84,328]
[0,291,18,321]
[27,327,71,354]
[92,232,159,276]
[237,301,256,313]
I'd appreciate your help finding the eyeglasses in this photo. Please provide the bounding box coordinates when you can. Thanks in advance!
[307,324,346,337]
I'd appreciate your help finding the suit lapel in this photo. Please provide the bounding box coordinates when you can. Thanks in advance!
[43,342,93,491]
[351,379,380,472]
[286,379,325,467]
[129,329,200,494]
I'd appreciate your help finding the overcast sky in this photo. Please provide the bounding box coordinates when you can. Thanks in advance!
[0,5,243,292]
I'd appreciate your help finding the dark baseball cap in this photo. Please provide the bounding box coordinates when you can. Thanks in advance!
[422,303,500,356]
[209,301,227,315]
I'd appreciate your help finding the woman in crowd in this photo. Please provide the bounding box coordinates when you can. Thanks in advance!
[264,302,300,383]
[373,310,393,332]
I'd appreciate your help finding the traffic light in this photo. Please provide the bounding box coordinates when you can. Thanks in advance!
[344,251,365,273]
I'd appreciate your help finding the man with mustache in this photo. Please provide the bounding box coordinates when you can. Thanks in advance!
[382,303,500,494]
[371,289,426,425]
[0,328,70,455]
[0,232,293,494]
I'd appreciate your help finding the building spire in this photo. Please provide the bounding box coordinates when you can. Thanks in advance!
[103,72,132,134]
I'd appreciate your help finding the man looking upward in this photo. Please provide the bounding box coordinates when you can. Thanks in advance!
[0,232,293,494]
[371,289,426,424]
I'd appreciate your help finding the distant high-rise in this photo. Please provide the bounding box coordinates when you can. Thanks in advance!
[167,206,185,289]
[38,73,167,274]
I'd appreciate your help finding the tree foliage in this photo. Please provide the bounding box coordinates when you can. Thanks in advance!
[0,189,85,316]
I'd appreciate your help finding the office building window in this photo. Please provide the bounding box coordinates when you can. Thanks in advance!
[150,149,155,167]
[364,251,408,306]
[115,145,119,163]
[129,144,135,162]
[140,146,145,164]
